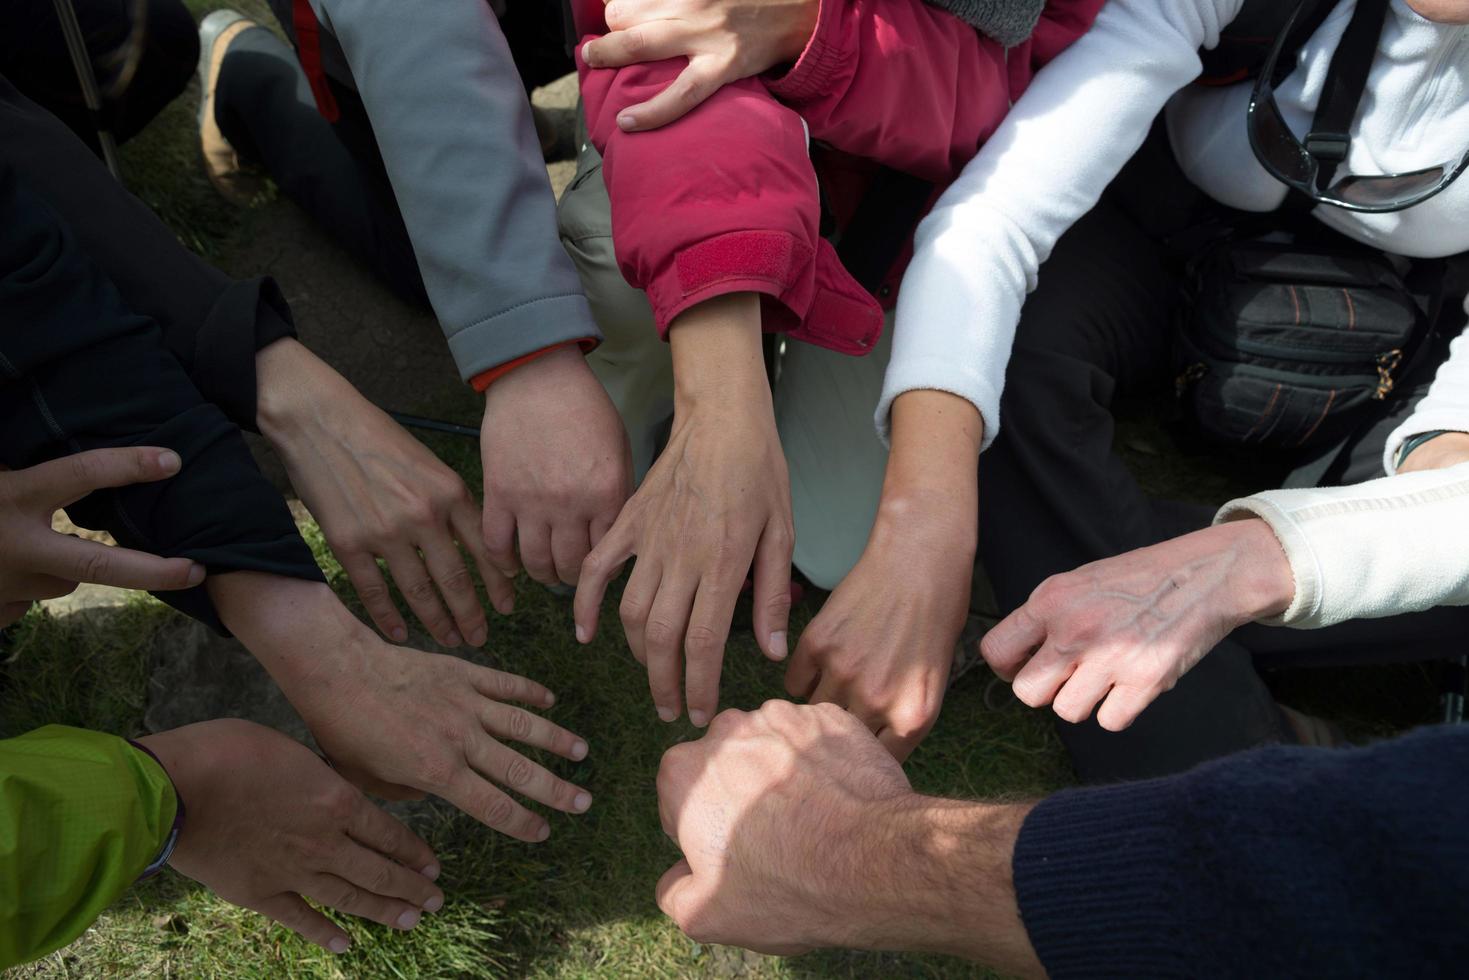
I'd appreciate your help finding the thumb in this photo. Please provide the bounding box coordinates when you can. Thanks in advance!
[654,858,697,923]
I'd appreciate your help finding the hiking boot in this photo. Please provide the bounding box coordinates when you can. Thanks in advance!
[197,9,266,205]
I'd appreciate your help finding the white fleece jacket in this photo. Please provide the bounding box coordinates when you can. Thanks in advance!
[886,0,1469,447]
[1216,303,1469,631]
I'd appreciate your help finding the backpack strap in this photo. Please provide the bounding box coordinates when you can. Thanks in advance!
[1302,0,1389,191]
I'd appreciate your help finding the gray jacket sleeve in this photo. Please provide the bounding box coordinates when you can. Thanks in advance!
[309,0,600,381]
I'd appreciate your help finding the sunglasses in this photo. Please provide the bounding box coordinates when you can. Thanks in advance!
[1247,0,1469,213]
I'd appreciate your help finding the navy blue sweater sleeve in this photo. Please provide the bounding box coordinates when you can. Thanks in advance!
[0,164,323,632]
[1014,725,1469,978]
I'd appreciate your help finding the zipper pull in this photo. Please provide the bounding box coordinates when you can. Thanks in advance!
[1375,349,1404,400]
[1176,362,1207,398]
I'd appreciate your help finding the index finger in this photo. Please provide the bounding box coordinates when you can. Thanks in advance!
[36,533,205,592]
[978,605,1048,682]
[574,517,634,644]
[17,447,181,510]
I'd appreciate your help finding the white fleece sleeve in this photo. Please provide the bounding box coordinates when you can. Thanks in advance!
[1383,306,1469,475]
[1215,462,1469,630]
[881,0,1243,448]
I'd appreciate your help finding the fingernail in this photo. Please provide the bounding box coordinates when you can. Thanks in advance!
[420,864,441,882]
[396,908,421,930]
[186,564,206,587]
[423,894,444,913]
[390,626,408,643]
[469,626,487,647]
[617,112,637,131]
[329,937,350,954]
[575,624,589,644]
[156,450,181,474]
[573,791,592,812]
[689,709,708,728]
[536,823,551,842]
[581,41,595,65]
[445,630,464,647]
[770,631,788,660]
[571,740,589,761]
[656,706,677,723]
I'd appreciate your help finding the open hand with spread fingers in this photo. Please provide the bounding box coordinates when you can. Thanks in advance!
[138,719,444,954]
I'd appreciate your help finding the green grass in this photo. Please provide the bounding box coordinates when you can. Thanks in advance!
[2,7,1448,975]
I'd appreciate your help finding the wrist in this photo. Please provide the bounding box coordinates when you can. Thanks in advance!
[133,727,201,868]
[777,0,822,63]
[1216,519,1295,622]
[255,337,319,439]
[669,294,769,413]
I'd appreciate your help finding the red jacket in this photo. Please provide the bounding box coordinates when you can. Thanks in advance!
[574,0,1105,356]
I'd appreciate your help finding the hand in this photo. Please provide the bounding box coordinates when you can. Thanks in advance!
[581,0,820,130]
[0,447,205,626]
[480,346,631,587]
[138,719,443,954]
[257,339,512,649]
[789,497,973,760]
[788,390,981,760]
[211,573,593,841]
[574,295,793,727]
[655,700,913,955]
[655,700,1041,973]
[981,520,1295,732]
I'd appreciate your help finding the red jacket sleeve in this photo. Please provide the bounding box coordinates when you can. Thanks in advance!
[573,0,883,353]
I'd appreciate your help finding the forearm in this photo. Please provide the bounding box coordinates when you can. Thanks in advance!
[768,0,1010,183]
[876,390,982,544]
[881,0,1232,445]
[842,795,1041,974]
[1014,726,1469,977]
[206,570,365,691]
[312,0,598,378]
[0,727,177,969]
[669,293,771,413]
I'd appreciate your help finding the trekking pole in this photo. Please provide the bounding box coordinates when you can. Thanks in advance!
[388,412,479,441]
[52,0,126,182]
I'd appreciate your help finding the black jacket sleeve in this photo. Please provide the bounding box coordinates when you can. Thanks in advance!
[0,163,323,632]
[1014,724,1469,978]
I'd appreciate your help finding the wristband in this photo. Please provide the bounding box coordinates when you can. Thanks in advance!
[128,739,186,880]
[1397,430,1452,469]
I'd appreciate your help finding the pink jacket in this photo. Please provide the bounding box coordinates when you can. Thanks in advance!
[574,0,1105,356]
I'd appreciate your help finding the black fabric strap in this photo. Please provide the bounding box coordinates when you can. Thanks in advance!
[1307,0,1390,190]
[1270,0,1342,86]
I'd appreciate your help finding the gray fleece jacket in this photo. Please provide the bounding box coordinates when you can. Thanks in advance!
[270,0,599,383]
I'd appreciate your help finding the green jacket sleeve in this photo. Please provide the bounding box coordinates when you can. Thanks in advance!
[0,726,177,969]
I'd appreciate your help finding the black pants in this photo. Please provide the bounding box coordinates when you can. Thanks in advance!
[213,26,429,306]
[211,1,575,307]
[0,0,196,150]
[979,124,1467,783]
[0,76,321,632]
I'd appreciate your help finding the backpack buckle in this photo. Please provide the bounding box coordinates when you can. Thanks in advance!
[1304,131,1351,163]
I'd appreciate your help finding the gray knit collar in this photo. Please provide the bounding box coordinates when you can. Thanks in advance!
[923,0,1046,47]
